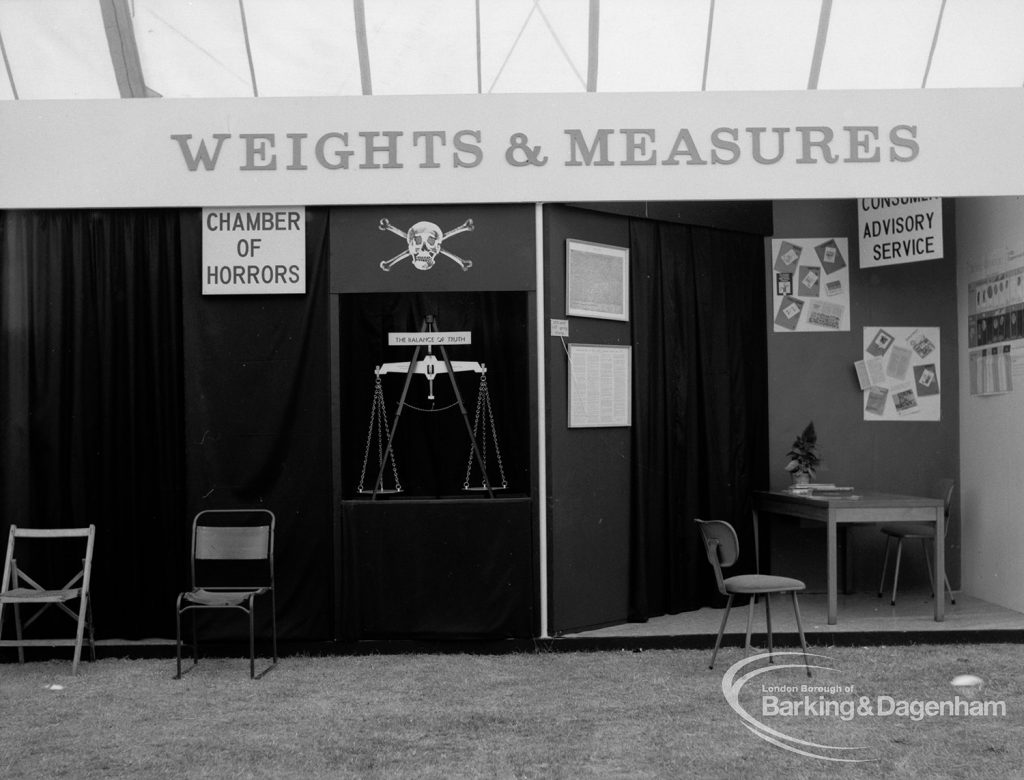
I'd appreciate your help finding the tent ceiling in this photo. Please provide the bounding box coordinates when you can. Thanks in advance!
[1,0,1023,101]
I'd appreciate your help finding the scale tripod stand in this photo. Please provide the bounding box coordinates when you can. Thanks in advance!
[360,315,500,499]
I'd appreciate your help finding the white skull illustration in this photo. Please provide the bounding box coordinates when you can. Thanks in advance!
[407,221,443,270]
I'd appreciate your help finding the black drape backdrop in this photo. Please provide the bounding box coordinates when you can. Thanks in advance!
[628,220,768,620]
[1,205,766,640]
[180,209,333,643]
[1,210,186,639]
[0,208,334,643]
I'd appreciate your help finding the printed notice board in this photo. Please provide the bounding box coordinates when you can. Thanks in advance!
[770,237,850,332]
[568,343,632,428]
[858,326,941,421]
[966,253,1024,395]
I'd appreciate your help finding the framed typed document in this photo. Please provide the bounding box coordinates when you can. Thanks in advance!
[568,343,632,428]
[565,239,630,321]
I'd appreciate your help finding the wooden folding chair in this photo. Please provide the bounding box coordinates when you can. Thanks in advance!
[0,525,97,675]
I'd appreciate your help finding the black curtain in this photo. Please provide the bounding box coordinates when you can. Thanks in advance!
[180,209,333,643]
[0,210,186,639]
[628,219,768,620]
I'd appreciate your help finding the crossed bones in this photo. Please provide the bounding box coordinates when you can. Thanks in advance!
[378,218,475,272]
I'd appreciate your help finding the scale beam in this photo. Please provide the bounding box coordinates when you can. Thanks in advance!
[376,355,483,376]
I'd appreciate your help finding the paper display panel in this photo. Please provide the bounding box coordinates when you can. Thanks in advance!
[770,237,850,332]
[565,239,629,321]
[861,326,941,421]
[966,256,1024,395]
[567,343,632,428]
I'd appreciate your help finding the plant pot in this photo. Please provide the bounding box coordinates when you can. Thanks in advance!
[792,473,810,486]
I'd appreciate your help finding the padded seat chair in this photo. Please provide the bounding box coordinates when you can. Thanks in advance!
[696,519,810,676]
[0,525,97,675]
[878,478,956,606]
[175,509,277,679]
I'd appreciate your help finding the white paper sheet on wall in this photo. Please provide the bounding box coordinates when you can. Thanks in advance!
[861,326,941,421]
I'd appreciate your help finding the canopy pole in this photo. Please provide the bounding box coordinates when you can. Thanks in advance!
[535,203,550,639]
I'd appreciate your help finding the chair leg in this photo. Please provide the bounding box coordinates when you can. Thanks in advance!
[191,610,199,665]
[919,539,956,604]
[14,602,24,664]
[925,540,956,605]
[878,536,892,597]
[271,592,278,664]
[944,570,956,605]
[86,595,96,662]
[709,595,734,670]
[249,596,256,680]
[745,597,755,649]
[71,591,89,676]
[890,539,904,606]
[921,539,936,597]
[175,600,183,680]
[791,592,811,677]
[764,594,773,663]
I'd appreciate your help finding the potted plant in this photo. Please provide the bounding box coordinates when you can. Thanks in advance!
[784,421,821,485]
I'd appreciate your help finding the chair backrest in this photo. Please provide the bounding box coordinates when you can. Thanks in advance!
[190,510,274,590]
[934,478,954,516]
[695,519,739,596]
[1,525,96,596]
[934,478,955,536]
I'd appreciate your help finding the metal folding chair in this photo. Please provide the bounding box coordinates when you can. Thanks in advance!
[175,509,277,679]
[0,525,97,675]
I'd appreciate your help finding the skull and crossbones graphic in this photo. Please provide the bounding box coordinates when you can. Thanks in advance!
[377,218,475,272]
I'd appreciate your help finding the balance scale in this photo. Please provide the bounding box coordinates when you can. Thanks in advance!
[357,315,508,499]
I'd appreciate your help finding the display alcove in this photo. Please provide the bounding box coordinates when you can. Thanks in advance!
[337,292,535,639]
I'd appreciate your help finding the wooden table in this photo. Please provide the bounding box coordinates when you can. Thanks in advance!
[752,490,945,625]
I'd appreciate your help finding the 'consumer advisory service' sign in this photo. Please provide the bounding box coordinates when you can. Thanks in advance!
[202,207,306,294]
[858,197,942,268]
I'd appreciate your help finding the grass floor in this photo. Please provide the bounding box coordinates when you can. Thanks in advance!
[0,643,1021,779]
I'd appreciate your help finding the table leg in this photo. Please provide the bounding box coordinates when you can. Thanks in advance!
[826,514,838,625]
[934,504,945,621]
[840,527,852,594]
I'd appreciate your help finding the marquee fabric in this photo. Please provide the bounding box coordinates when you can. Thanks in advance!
[1,1,1021,101]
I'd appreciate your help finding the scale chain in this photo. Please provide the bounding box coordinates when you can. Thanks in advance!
[358,374,402,493]
[463,373,507,490]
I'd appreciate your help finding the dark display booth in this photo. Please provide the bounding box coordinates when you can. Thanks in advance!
[331,205,538,640]
[1,199,774,649]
